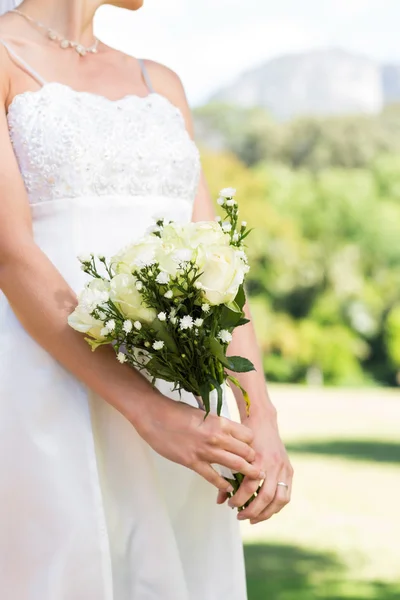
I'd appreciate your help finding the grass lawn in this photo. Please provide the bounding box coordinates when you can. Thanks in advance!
[241,385,400,600]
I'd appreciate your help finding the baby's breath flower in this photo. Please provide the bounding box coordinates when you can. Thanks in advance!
[215,216,222,222]
[164,290,173,299]
[98,254,105,261]
[241,221,247,228]
[153,340,165,350]
[117,352,127,364]
[158,312,167,321]
[105,319,116,332]
[218,329,233,344]
[170,316,177,325]
[232,232,240,242]
[194,281,203,290]
[201,303,210,313]
[217,197,225,206]
[100,327,109,337]
[123,320,133,333]
[133,321,142,331]
[135,280,143,291]
[220,187,236,198]
[226,199,236,207]
[221,222,232,233]
[78,253,92,264]
[236,250,248,262]
[179,315,194,330]
[156,271,170,285]
[194,318,204,327]
[97,311,106,320]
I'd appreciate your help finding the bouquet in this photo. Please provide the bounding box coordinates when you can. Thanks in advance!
[69,188,256,499]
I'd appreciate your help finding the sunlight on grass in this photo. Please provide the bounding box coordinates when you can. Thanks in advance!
[242,386,400,599]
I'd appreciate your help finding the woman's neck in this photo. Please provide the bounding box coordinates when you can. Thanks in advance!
[16,0,104,43]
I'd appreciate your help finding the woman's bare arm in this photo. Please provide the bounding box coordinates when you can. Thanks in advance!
[149,61,294,521]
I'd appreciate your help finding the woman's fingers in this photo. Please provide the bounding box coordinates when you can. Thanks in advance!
[238,467,292,521]
[226,420,254,445]
[230,476,261,509]
[228,454,264,508]
[208,449,263,479]
[216,489,229,505]
[250,483,291,524]
[196,463,234,493]
[237,474,277,519]
[218,435,256,463]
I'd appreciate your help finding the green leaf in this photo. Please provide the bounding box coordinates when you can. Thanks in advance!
[236,318,250,327]
[226,356,256,373]
[234,284,246,311]
[85,337,109,351]
[227,375,252,416]
[240,228,254,241]
[209,337,230,368]
[224,300,241,313]
[199,381,211,414]
[220,305,244,329]
[145,357,176,382]
[151,320,178,353]
[210,377,223,416]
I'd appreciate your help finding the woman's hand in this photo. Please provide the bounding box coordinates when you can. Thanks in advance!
[135,392,265,494]
[219,406,293,524]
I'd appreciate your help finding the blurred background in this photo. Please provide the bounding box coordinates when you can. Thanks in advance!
[96,2,400,598]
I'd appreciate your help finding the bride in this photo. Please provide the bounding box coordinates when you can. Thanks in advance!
[0,1,293,598]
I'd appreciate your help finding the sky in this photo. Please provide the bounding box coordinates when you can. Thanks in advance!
[95,0,400,106]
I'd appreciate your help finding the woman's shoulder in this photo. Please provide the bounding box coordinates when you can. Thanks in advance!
[142,59,191,124]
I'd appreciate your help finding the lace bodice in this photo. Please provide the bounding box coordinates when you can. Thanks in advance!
[7,82,201,206]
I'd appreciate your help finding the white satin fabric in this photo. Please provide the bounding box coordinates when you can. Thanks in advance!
[0,81,247,598]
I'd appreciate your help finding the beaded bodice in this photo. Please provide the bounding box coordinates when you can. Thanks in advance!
[7,82,201,206]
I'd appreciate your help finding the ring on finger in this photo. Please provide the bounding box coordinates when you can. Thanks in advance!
[277,481,289,489]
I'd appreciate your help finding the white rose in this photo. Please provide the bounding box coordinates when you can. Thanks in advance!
[78,278,110,313]
[197,244,246,306]
[155,224,194,276]
[161,221,228,252]
[112,236,162,274]
[110,273,156,323]
[156,222,230,277]
[159,223,189,248]
[68,279,110,340]
[186,221,230,249]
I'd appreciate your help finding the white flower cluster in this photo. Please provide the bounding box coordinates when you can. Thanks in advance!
[69,186,252,384]
[110,211,249,308]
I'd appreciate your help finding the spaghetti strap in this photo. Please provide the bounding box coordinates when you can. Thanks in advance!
[0,38,47,86]
[138,58,154,94]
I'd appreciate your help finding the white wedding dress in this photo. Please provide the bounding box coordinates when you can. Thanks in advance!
[0,41,247,600]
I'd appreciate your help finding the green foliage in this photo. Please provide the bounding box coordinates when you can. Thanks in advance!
[201,148,400,386]
[195,102,400,170]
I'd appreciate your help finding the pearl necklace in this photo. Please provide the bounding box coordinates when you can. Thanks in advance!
[11,9,99,57]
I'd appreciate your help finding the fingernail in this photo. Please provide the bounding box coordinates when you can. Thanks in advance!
[228,499,234,508]
[237,513,247,520]
[227,485,234,494]
[259,471,266,479]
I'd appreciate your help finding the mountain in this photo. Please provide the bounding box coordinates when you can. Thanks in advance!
[210,48,400,120]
